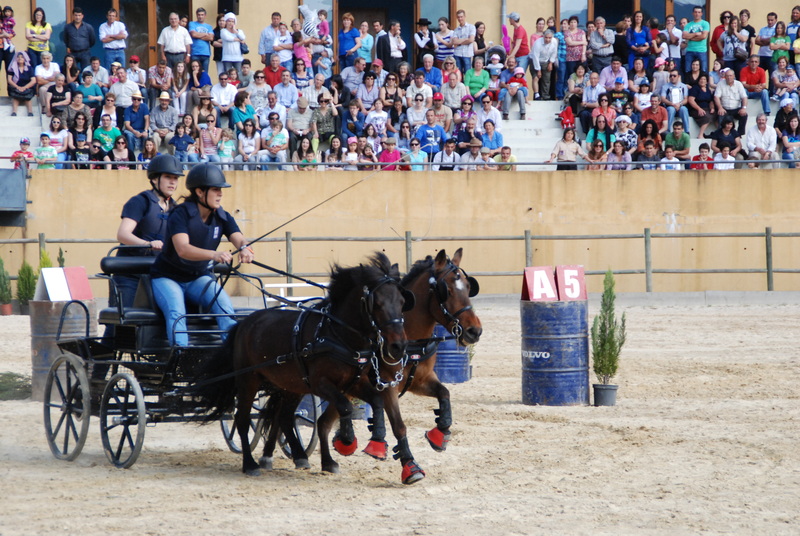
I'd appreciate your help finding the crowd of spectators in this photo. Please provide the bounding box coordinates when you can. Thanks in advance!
[9,5,800,171]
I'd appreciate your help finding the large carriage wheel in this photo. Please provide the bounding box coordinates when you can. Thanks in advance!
[43,354,91,461]
[279,394,321,459]
[100,372,147,468]
[220,393,266,454]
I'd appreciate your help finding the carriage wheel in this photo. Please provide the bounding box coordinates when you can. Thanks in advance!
[279,394,321,459]
[220,393,266,454]
[43,354,91,461]
[100,372,147,469]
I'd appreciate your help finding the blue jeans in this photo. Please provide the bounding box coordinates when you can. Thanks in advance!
[104,48,126,72]
[667,105,690,131]
[556,60,567,100]
[339,54,355,69]
[151,275,237,346]
[455,55,473,74]
[195,55,210,73]
[124,131,145,152]
[515,55,530,74]
[684,50,707,73]
[174,150,200,167]
[747,89,771,115]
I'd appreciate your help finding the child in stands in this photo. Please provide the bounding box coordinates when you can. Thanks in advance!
[10,137,33,169]
[691,143,714,169]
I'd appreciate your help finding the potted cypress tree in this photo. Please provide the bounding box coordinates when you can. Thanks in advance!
[590,270,626,406]
[16,260,37,315]
[0,257,12,315]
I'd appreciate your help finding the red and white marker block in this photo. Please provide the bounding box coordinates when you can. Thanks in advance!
[522,265,586,302]
[555,265,587,301]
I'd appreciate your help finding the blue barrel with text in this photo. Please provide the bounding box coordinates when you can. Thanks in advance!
[432,324,471,383]
[520,300,589,405]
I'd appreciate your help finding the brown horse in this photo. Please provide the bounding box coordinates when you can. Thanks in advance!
[194,253,422,480]
[260,248,482,473]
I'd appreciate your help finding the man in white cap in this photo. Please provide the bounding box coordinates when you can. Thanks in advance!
[507,12,529,74]
[151,91,178,151]
[773,96,798,137]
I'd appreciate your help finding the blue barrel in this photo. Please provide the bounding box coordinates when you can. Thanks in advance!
[520,300,589,406]
[432,324,471,383]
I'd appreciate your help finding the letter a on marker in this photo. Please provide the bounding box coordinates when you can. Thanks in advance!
[522,266,558,301]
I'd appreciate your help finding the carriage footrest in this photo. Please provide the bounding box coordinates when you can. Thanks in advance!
[99,307,162,326]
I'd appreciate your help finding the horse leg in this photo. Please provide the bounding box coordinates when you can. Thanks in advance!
[317,403,340,474]
[236,378,262,476]
[258,394,282,470]
[383,389,425,485]
[362,395,389,460]
[423,381,453,452]
[278,393,311,470]
[319,382,357,457]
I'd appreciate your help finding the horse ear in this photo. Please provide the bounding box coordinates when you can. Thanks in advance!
[452,248,463,266]
[467,276,480,298]
[434,249,448,269]
[390,262,400,278]
[401,288,416,311]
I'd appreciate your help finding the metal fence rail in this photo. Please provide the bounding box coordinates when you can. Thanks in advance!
[3,227,799,291]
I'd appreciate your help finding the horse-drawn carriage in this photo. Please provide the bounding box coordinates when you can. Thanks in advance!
[43,248,482,484]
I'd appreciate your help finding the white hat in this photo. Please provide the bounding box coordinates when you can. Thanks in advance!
[223,12,236,22]
[781,96,794,107]
[615,115,631,124]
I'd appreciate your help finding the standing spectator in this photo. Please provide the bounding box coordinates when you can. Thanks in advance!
[451,10,475,75]
[189,8,214,73]
[711,12,734,62]
[356,21,373,69]
[554,19,569,100]
[434,17,455,68]
[627,11,651,70]
[745,113,777,168]
[7,51,36,116]
[590,17,616,73]
[564,16,586,78]
[719,15,749,75]
[661,69,691,130]
[770,21,792,70]
[221,13,246,76]
[151,92,179,151]
[100,8,127,72]
[715,67,749,135]
[740,55,772,114]
[258,12,282,68]
[507,13,529,74]
[171,61,189,114]
[545,128,588,170]
[788,7,800,65]
[158,12,192,71]
[11,137,34,169]
[34,132,57,168]
[25,7,51,68]
[339,12,361,68]
[413,18,434,69]
[740,10,757,55]
[63,7,95,71]
[682,6,710,73]
[531,31,557,101]
[755,12,778,72]
[123,91,150,152]
[0,7,16,79]
[376,21,405,75]
[662,15,683,71]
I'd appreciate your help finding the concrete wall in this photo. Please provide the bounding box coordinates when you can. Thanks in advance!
[2,167,798,297]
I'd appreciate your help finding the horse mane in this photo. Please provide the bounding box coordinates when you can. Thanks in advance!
[400,255,434,287]
[328,252,396,304]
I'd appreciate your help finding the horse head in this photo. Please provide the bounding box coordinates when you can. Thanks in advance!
[428,248,483,346]
[328,252,410,362]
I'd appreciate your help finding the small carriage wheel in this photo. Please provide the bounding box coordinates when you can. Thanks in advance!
[100,372,147,469]
[43,354,91,461]
[220,393,266,454]
[279,394,321,459]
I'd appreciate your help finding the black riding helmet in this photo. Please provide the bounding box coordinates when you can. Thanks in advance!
[185,163,231,190]
[146,154,184,180]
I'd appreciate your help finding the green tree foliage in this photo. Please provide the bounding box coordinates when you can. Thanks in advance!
[591,270,626,385]
[17,260,37,306]
[0,258,12,304]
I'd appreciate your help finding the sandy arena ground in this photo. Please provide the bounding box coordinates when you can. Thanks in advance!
[1,297,799,535]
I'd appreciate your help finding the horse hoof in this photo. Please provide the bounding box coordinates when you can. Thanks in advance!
[244,467,261,477]
[425,427,451,452]
[322,462,340,474]
[363,440,388,460]
[401,460,426,485]
[259,456,273,470]
[333,433,358,456]
[294,458,311,470]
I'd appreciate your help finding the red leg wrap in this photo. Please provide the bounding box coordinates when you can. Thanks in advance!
[333,435,358,456]
[424,427,451,452]
[362,440,389,460]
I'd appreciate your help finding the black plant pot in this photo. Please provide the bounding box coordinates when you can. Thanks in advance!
[593,384,618,406]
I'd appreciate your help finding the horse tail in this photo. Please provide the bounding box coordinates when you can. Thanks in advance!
[194,322,240,423]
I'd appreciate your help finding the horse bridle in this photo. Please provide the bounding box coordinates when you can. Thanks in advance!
[428,262,478,338]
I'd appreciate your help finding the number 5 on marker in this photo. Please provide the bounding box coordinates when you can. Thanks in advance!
[555,265,587,301]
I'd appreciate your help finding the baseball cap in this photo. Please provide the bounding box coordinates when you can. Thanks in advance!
[19,137,30,144]
[76,134,87,142]
[40,132,50,138]
[639,78,650,86]
[508,12,520,22]
[372,58,383,67]
[433,92,443,100]
[129,55,140,62]
[615,76,624,84]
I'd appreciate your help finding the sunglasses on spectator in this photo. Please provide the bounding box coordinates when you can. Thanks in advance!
[255,75,265,79]
[116,140,126,145]
[132,97,142,100]
[410,142,420,146]
[220,77,229,81]
[92,144,102,149]
[482,99,491,103]
[415,98,424,102]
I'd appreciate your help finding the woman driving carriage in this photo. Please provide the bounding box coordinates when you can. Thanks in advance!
[113,154,183,308]
[150,163,254,346]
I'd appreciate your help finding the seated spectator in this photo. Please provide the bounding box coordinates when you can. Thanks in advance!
[238,59,253,89]
[457,138,484,170]
[453,95,477,136]
[323,136,345,170]
[661,69,691,130]
[365,98,389,139]
[127,55,147,92]
[429,93,453,133]
[746,113,777,168]
[387,99,407,138]
[169,123,198,164]
[246,69,273,112]
[88,139,107,168]
[259,118,288,170]
[415,109,447,157]
[781,115,800,168]
[146,59,172,110]
[659,145,682,169]
[304,73,330,111]
[713,140,736,169]
[402,137,426,170]
[263,54,287,88]
[650,57,669,97]
[493,146,517,170]
[151,92,179,151]
[420,54,443,92]
[356,71,380,113]
[186,59,213,111]
[599,56,628,91]
[363,124,382,154]
[231,91,256,135]
[35,52,60,115]
[109,67,139,117]
[606,140,632,170]
[395,120,414,152]
[545,128,588,170]
[683,58,708,88]
[566,63,590,115]
[637,119,663,155]
[47,74,71,121]
[210,71,238,126]
[613,115,638,154]
[636,139,660,169]
[377,136,402,169]
[291,137,318,171]
[341,99,365,139]
[632,78,653,116]
[67,111,92,155]
[104,135,135,170]
[688,73,716,139]
[477,146,496,169]
[8,52,37,117]
[664,121,691,161]
[578,71,605,133]
[76,70,103,110]
[369,59,388,88]
[311,94,339,151]
[502,67,528,120]
[774,96,798,137]
[292,58,314,93]
[65,92,91,127]
[622,102,640,131]
[380,71,405,108]
[123,91,150,152]
[234,118,260,169]
[406,69,433,108]
[95,92,119,129]
[481,119,503,156]
[691,143,714,169]
[739,56,771,116]
[358,144,378,170]
[456,117,480,154]
[136,138,159,170]
[464,56,490,101]
[431,137,460,170]
[93,113,122,152]
[640,94,669,134]
[45,116,70,168]
[256,91,287,127]
[197,115,222,163]
[608,76,632,114]
[710,115,744,160]
[585,140,608,170]
[586,114,615,152]
[772,62,799,107]
[81,57,110,94]
[340,57,368,99]
[715,67,748,135]
[475,94,502,134]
